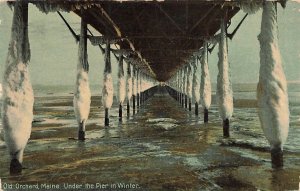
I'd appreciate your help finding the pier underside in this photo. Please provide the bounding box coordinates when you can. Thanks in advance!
[33,0,240,81]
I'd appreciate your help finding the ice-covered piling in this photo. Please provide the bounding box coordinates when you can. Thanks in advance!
[179,69,184,107]
[192,58,200,116]
[257,2,289,168]
[217,19,233,137]
[132,66,137,114]
[177,71,180,102]
[2,2,34,174]
[187,64,192,111]
[200,42,212,123]
[137,69,140,107]
[127,63,132,116]
[73,14,91,140]
[102,40,113,126]
[183,67,188,108]
[118,55,125,121]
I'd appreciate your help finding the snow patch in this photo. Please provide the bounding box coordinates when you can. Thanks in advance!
[146,118,177,123]
[147,118,178,131]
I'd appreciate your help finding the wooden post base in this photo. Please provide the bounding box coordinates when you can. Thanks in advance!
[204,108,208,123]
[105,108,109,126]
[119,104,122,121]
[78,130,85,141]
[127,101,130,116]
[223,118,230,138]
[10,159,22,175]
[195,102,198,116]
[271,147,283,169]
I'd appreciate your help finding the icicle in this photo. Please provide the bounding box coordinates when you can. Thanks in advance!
[257,2,289,168]
[102,40,113,126]
[118,55,125,121]
[73,14,91,140]
[217,19,233,137]
[127,63,132,115]
[2,2,34,174]
[201,42,212,123]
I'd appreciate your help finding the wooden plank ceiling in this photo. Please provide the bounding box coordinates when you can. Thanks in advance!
[73,1,240,81]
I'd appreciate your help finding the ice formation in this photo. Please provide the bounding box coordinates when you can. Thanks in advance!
[182,67,187,96]
[192,58,200,104]
[132,66,137,96]
[138,71,142,94]
[257,2,289,149]
[118,56,126,105]
[73,19,91,130]
[2,2,34,164]
[238,1,262,14]
[216,20,233,120]
[200,42,212,110]
[102,43,114,109]
[127,63,132,101]
[187,64,193,99]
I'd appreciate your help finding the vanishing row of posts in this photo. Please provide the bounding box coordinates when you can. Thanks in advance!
[1,2,157,174]
[74,11,157,140]
[1,1,290,175]
[166,40,212,125]
[166,2,290,169]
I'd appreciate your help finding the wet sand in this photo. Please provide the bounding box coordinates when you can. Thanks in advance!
[0,88,299,191]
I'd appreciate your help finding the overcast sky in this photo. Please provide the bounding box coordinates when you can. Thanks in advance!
[0,2,299,86]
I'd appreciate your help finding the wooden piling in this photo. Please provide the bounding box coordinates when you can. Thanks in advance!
[78,122,85,141]
[271,147,283,168]
[127,100,130,116]
[133,95,136,114]
[223,118,230,138]
[204,108,208,123]
[119,104,122,121]
[105,108,109,126]
[195,102,198,116]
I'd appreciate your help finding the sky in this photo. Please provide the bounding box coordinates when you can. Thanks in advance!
[0,2,299,87]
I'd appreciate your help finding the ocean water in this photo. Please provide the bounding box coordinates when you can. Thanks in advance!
[0,83,299,190]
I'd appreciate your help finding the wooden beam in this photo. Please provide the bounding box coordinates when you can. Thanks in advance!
[189,5,216,33]
[155,3,186,35]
